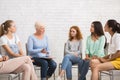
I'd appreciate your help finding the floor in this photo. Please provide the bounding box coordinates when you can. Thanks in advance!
[0,68,120,80]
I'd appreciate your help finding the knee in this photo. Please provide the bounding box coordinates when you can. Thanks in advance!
[23,56,32,63]
[92,65,100,72]
[78,59,83,65]
[26,56,31,61]
[67,61,72,66]
[23,64,31,72]
[51,61,57,69]
[90,59,100,66]
[90,59,100,69]
[64,54,71,59]
[41,60,48,67]
[90,59,97,64]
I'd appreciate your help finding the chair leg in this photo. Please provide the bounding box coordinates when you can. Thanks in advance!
[18,74,21,80]
[110,71,113,80]
[99,72,102,80]
[8,76,10,80]
[59,64,61,75]
[53,73,55,80]
[78,68,79,80]
[8,75,12,80]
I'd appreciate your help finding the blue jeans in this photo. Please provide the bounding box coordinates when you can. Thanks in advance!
[78,60,90,80]
[32,57,57,78]
[61,54,82,79]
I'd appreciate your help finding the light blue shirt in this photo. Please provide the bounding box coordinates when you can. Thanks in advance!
[27,34,50,58]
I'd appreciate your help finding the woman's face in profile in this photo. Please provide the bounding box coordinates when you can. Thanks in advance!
[104,23,110,32]
[70,28,77,37]
[36,26,45,34]
[90,24,94,33]
[8,22,16,33]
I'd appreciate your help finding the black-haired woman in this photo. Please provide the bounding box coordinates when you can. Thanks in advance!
[78,21,106,80]
[91,19,120,80]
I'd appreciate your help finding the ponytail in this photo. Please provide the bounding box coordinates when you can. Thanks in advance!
[0,20,14,37]
[107,19,120,33]
[116,23,120,33]
[0,23,5,37]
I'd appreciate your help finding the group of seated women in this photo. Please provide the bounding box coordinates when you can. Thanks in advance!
[0,19,120,80]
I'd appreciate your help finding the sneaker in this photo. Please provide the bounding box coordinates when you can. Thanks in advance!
[56,76,61,80]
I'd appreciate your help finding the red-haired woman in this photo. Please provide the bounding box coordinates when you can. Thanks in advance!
[57,26,83,80]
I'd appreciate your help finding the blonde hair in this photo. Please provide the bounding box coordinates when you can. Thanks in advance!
[35,21,45,29]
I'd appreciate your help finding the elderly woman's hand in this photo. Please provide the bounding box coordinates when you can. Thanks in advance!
[41,49,47,54]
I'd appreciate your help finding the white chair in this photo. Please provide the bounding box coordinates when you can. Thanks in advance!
[0,73,20,80]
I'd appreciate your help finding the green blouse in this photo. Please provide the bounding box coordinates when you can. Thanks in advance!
[85,35,105,57]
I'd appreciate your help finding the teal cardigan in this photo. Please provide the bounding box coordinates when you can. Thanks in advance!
[85,35,105,57]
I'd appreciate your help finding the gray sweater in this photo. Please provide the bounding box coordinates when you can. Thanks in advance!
[65,40,82,56]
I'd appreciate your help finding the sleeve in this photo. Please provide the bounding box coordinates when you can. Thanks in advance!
[65,40,74,54]
[0,36,8,46]
[14,34,20,44]
[76,40,82,55]
[85,36,90,54]
[27,36,43,55]
[115,35,120,51]
[96,36,105,57]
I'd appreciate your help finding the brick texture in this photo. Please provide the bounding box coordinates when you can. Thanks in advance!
[0,0,120,63]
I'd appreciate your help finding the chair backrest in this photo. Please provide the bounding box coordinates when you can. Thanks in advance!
[25,43,28,55]
[104,43,109,56]
[64,43,82,58]
[64,43,67,56]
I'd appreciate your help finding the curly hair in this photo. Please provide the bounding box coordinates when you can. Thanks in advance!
[69,26,83,41]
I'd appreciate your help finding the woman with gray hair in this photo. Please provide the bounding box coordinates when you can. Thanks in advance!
[27,21,57,80]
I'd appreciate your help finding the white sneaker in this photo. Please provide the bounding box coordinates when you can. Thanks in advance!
[56,76,61,80]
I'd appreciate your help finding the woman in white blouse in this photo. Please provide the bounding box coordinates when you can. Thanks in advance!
[91,19,120,80]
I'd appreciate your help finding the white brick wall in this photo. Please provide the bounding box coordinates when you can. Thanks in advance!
[0,0,120,64]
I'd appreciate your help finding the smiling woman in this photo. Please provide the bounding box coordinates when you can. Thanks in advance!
[27,21,57,80]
